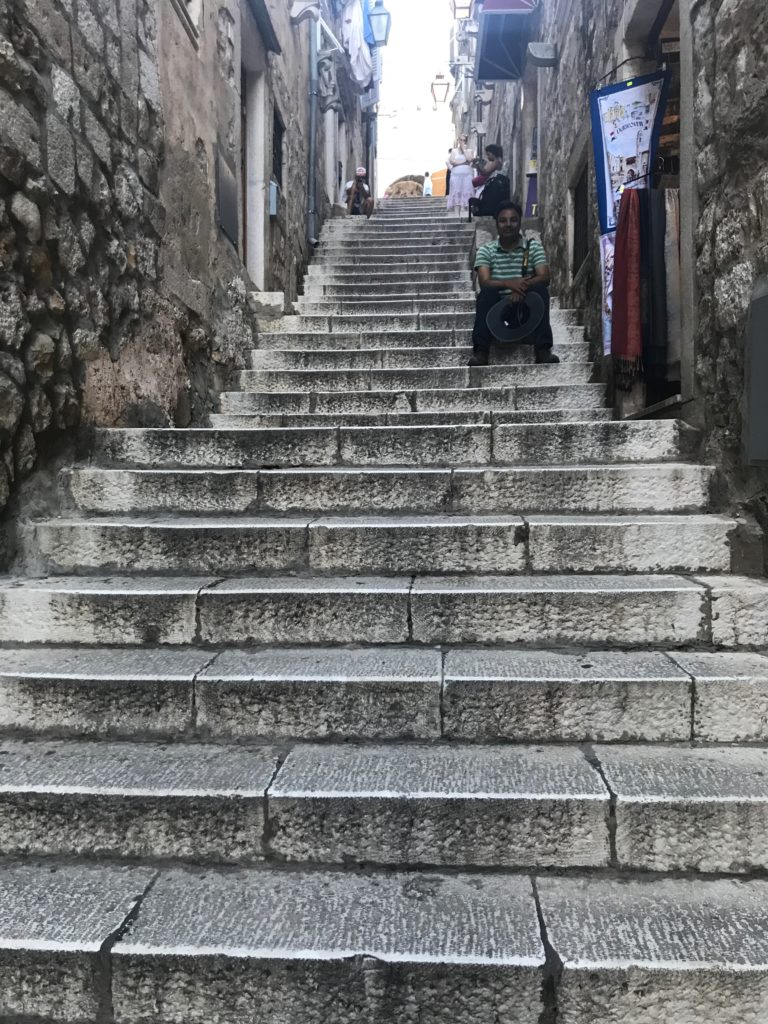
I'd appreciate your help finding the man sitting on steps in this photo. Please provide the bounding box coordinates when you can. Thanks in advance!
[468,200,559,367]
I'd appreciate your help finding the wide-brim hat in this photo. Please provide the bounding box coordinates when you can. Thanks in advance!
[486,291,546,344]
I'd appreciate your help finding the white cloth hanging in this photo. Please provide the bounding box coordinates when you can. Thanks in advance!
[342,0,373,89]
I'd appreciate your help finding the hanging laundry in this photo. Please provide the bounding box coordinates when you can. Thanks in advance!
[342,0,373,89]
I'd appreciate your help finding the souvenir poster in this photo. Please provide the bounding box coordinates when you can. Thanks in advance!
[600,232,616,355]
[590,71,670,234]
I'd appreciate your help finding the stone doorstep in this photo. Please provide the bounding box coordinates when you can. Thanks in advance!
[236,363,594,394]
[66,462,713,517]
[0,646,765,744]
[0,573,764,647]
[2,866,760,1024]
[32,513,737,576]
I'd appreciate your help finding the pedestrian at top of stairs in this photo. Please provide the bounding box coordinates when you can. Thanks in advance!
[468,200,560,367]
[345,167,374,218]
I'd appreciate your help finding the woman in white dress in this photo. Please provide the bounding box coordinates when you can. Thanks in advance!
[446,135,475,213]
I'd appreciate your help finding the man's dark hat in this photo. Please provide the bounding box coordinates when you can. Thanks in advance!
[486,291,546,344]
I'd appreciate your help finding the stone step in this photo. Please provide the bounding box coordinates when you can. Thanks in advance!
[248,342,590,369]
[266,743,610,868]
[2,572,762,646]
[32,513,735,576]
[312,255,471,269]
[319,239,471,251]
[0,737,279,861]
[302,286,475,298]
[68,462,712,516]
[5,646,765,743]
[113,868,547,1022]
[594,744,768,872]
[263,311,577,333]
[295,300,478,315]
[92,421,697,469]
[256,326,585,350]
[305,267,472,283]
[6,738,766,871]
[5,862,768,1024]
[237,363,594,394]
[210,409,613,429]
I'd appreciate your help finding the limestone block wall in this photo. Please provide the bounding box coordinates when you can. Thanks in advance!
[0,0,255,527]
[691,0,768,523]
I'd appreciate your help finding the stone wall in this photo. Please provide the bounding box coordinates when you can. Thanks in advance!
[691,0,768,526]
[0,0,254,527]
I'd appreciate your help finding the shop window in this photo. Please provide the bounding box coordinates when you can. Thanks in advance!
[572,162,589,277]
[272,108,285,188]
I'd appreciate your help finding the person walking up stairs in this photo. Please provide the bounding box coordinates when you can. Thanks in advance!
[2,194,768,1023]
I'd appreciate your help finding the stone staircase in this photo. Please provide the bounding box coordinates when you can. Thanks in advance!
[2,194,768,1022]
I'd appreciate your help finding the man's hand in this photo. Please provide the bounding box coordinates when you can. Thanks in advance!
[506,278,529,304]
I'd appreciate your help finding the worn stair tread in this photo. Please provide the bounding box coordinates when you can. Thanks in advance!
[0,738,279,796]
[595,744,768,802]
[210,410,613,428]
[270,743,606,800]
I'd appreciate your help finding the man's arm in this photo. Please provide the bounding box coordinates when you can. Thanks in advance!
[477,265,528,295]
[532,262,551,287]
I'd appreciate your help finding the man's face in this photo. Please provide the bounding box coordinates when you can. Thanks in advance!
[497,208,521,240]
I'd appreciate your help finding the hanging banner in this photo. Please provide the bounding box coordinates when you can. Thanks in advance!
[590,70,670,234]
[600,232,616,356]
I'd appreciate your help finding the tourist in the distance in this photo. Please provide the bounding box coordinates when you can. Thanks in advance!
[446,135,475,214]
[345,166,374,217]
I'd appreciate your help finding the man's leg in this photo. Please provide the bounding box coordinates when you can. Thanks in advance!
[526,281,559,364]
[363,197,374,218]
[468,287,500,366]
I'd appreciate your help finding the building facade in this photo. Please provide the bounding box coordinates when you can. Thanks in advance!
[0,0,375,529]
[451,0,768,559]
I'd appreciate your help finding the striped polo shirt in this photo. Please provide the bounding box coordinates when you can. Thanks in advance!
[474,237,548,281]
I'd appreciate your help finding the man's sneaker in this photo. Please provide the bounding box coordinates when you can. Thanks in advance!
[535,349,560,364]
[468,353,489,367]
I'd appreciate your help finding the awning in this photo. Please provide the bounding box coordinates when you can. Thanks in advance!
[475,0,538,81]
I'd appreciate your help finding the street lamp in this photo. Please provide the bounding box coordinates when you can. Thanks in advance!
[431,73,450,104]
[368,0,392,46]
[450,0,473,18]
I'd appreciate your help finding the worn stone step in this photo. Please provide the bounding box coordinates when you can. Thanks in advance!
[0,738,278,861]
[539,875,768,1023]
[68,461,710,516]
[305,267,472,283]
[256,325,585,350]
[248,342,590,370]
[312,255,471,269]
[595,744,768,873]
[237,364,593,394]
[224,384,607,418]
[7,646,764,744]
[296,300,478,315]
[0,645,442,741]
[33,514,529,575]
[37,512,736,576]
[210,409,613,429]
[302,286,475,299]
[443,649,696,742]
[211,410,497,429]
[3,573,757,647]
[264,311,578,333]
[110,868,544,1024]
[267,743,609,867]
[92,421,697,470]
[319,240,471,253]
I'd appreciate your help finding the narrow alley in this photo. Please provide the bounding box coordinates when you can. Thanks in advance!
[1,0,768,1022]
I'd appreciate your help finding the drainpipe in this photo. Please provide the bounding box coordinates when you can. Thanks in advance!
[307,18,320,246]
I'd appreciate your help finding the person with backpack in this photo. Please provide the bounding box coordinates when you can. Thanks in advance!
[468,200,560,367]
[472,144,503,190]
[468,169,511,220]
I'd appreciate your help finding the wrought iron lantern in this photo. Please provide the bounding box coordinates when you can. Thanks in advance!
[431,73,450,104]
[368,0,392,46]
